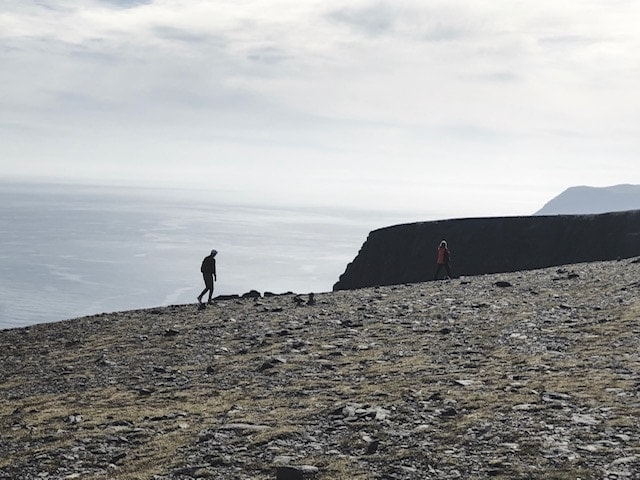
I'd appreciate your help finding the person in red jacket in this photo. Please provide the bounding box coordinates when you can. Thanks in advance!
[434,240,452,280]
[198,249,217,305]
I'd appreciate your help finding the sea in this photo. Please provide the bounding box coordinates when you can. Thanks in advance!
[0,181,426,330]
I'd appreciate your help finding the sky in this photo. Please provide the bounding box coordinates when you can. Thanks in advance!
[2,0,640,219]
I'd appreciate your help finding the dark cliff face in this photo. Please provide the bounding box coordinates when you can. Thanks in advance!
[333,210,640,290]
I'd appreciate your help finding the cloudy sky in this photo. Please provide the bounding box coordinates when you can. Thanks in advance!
[2,0,640,218]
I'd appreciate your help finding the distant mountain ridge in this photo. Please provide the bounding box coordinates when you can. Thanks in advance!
[535,184,640,215]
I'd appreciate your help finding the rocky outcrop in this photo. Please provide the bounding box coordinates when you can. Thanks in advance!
[333,209,640,291]
[2,260,640,479]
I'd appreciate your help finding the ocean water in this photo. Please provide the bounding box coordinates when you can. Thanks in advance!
[0,182,416,329]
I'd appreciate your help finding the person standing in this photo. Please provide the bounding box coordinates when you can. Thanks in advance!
[434,240,452,280]
[198,249,217,304]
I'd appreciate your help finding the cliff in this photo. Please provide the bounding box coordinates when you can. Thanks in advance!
[2,260,640,479]
[333,210,640,291]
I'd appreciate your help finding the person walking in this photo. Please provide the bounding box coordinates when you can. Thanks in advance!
[434,240,452,280]
[198,249,217,305]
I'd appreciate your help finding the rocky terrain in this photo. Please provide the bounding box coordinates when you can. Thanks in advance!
[333,210,640,290]
[2,259,640,480]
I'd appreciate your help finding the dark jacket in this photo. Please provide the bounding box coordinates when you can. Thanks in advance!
[201,255,217,276]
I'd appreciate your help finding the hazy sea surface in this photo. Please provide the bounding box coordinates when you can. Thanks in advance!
[1,182,419,329]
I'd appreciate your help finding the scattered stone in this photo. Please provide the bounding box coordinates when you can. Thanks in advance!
[95,355,116,367]
[541,391,572,403]
[276,465,319,480]
[472,302,489,308]
[2,260,640,480]
[164,328,180,337]
[258,356,287,371]
[214,294,240,301]
[571,413,600,425]
[365,440,380,455]
[219,423,270,432]
[512,404,538,411]
[242,290,261,299]
[453,379,475,387]
[440,406,458,417]
[67,415,82,425]
[340,319,363,328]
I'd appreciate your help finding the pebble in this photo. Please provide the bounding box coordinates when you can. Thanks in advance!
[2,260,640,479]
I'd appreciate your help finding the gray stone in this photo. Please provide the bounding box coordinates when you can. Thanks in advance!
[276,465,319,480]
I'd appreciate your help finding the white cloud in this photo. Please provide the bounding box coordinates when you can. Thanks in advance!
[1,0,640,217]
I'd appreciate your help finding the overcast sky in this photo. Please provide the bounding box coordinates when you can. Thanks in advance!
[2,0,639,218]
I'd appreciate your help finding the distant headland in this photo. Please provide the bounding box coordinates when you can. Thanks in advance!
[334,209,640,291]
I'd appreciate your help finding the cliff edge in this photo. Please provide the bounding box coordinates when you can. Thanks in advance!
[333,210,640,291]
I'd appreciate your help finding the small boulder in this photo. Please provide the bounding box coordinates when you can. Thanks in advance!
[276,465,319,480]
[242,290,261,299]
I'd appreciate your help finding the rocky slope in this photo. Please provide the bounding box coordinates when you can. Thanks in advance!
[2,259,640,480]
[333,210,640,291]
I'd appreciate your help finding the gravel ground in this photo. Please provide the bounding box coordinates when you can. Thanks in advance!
[1,259,640,480]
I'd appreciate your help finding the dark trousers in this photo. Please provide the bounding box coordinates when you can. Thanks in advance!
[198,273,214,302]
[434,263,452,280]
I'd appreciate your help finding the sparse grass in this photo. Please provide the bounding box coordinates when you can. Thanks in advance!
[249,425,304,446]
[3,261,640,479]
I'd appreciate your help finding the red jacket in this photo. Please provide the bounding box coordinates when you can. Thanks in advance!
[437,246,450,265]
